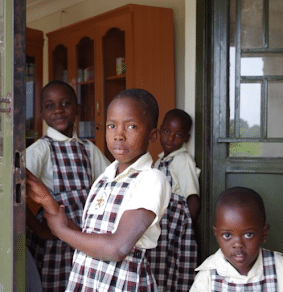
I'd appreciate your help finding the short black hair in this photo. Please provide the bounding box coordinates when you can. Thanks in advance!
[163,109,192,133]
[41,80,77,108]
[215,187,266,224]
[113,88,159,129]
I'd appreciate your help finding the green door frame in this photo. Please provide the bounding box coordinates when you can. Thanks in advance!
[195,0,283,261]
[0,0,26,290]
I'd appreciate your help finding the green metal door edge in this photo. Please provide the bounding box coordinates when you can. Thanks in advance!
[0,0,14,290]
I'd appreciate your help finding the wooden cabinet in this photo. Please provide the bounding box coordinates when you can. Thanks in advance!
[26,27,44,147]
[47,4,175,160]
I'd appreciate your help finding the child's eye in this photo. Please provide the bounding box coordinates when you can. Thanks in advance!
[128,124,137,129]
[106,124,115,129]
[45,103,54,109]
[61,101,72,107]
[164,129,169,135]
[244,232,254,239]
[222,233,231,240]
[176,133,183,138]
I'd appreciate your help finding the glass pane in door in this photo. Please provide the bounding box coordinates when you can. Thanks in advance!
[241,0,263,49]
[269,0,283,48]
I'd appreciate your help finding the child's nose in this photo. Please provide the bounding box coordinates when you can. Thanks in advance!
[114,128,125,141]
[53,104,64,112]
[233,237,244,248]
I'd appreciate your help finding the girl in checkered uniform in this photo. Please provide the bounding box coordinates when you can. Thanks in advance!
[190,187,283,291]
[33,89,171,291]
[146,109,200,291]
[26,80,110,292]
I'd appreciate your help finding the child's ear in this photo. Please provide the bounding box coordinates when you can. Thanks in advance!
[263,224,270,241]
[184,133,191,143]
[213,225,217,236]
[149,128,158,143]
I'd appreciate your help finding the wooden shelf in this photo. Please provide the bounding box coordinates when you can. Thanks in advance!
[105,74,126,81]
[78,79,95,85]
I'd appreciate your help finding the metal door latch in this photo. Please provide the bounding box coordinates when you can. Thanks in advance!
[0,94,12,113]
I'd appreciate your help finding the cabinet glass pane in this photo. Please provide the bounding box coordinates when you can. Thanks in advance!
[52,44,68,82]
[240,83,261,137]
[269,0,283,48]
[76,37,95,139]
[267,81,283,138]
[26,55,36,146]
[241,0,263,49]
[241,54,283,76]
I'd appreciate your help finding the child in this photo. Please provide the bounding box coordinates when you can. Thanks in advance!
[26,80,110,292]
[28,88,171,291]
[146,109,200,291]
[190,187,283,291]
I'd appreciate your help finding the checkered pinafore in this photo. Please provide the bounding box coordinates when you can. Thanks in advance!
[211,249,277,291]
[66,169,158,292]
[26,136,92,292]
[146,158,197,292]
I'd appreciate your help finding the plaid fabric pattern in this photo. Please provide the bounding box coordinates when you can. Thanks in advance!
[211,249,277,291]
[146,158,197,292]
[66,171,158,291]
[26,136,92,292]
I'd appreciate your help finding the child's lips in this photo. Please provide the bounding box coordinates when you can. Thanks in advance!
[113,145,128,154]
[232,251,246,262]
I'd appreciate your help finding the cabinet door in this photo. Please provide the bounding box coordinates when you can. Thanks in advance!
[95,13,133,159]
[76,36,95,141]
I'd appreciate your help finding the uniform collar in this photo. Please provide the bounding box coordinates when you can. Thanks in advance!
[158,144,187,161]
[46,127,84,144]
[104,152,153,181]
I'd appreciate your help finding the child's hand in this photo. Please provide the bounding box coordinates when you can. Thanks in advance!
[26,168,59,215]
[44,205,69,238]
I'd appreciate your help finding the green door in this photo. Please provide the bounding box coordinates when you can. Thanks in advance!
[0,0,26,290]
[196,0,283,259]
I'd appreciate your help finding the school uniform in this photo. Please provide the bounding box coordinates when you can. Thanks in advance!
[146,145,200,291]
[190,248,283,291]
[26,127,109,292]
[66,152,171,292]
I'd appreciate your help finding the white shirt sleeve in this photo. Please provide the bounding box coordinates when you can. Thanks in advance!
[170,152,200,198]
[189,270,210,292]
[113,168,171,248]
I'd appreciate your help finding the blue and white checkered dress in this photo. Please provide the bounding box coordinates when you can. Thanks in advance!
[146,158,197,292]
[211,249,277,291]
[26,136,92,292]
[66,170,158,292]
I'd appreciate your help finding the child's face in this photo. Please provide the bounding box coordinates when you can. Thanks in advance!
[106,97,157,174]
[213,204,269,275]
[41,85,80,138]
[159,116,190,157]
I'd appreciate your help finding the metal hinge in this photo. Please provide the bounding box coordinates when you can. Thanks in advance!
[0,93,12,113]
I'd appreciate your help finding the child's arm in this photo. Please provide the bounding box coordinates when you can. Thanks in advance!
[45,206,156,262]
[187,194,200,224]
[26,169,81,231]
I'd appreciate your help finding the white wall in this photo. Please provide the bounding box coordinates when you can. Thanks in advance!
[27,0,196,155]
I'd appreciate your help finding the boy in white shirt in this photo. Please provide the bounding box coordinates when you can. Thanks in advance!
[190,187,283,291]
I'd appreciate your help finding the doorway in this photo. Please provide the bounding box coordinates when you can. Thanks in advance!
[196,0,283,260]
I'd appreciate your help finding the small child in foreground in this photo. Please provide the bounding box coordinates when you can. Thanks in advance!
[27,88,171,291]
[147,109,200,291]
[190,187,283,291]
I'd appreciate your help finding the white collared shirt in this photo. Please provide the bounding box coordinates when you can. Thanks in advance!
[190,248,283,291]
[155,145,200,198]
[84,152,171,249]
[26,127,110,191]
